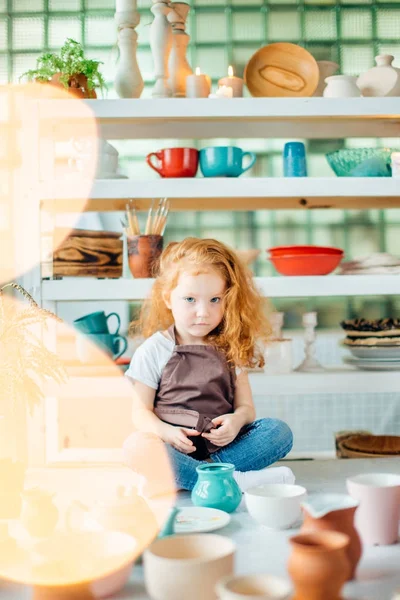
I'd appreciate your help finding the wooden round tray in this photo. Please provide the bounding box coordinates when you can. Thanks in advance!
[338,434,400,458]
[244,42,319,98]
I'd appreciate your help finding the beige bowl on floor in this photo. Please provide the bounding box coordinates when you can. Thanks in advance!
[216,574,292,600]
[144,534,235,600]
[236,249,261,265]
[245,484,307,529]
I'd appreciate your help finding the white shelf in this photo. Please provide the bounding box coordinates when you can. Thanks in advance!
[42,274,400,301]
[249,367,400,395]
[36,97,400,139]
[39,177,400,212]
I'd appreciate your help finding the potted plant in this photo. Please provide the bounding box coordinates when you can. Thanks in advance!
[20,38,107,98]
[0,283,67,517]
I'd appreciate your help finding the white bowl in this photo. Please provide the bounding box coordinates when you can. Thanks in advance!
[216,574,292,599]
[245,484,307,529]
[144,534,235,600]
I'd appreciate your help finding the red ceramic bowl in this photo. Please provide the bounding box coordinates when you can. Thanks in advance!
[268,245,343,256]
[269,253,343,276]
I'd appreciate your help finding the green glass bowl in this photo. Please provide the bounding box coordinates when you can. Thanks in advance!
[326,148,398,177]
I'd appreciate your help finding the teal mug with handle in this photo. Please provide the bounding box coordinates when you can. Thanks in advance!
[199,146,257,177]
[76,333,128,363]
[73,311,121,335]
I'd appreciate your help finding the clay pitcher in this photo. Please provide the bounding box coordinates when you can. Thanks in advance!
[288,531,350,600]
[300,493,362,580]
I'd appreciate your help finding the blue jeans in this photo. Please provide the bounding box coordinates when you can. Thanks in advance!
[166,418,292,490]
[123,418,293,492]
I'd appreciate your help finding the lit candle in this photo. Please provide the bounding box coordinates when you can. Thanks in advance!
[208,85,233,99]
[218,65,244,98]
[186,67,211,98]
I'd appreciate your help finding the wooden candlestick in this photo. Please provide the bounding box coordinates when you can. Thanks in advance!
[168,2,193,98]
[150,0,173,98]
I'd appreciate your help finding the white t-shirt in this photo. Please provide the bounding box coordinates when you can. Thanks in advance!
[125,332,174,389]
[125,331,244,390]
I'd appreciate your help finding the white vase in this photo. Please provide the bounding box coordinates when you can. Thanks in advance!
[357,54,400,97]
[323,75,361,98]
[313,61,339,97]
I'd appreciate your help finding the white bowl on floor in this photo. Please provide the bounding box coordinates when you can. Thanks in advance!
[245,484,307,529]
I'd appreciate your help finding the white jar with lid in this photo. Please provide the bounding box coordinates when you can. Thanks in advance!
[391,152,400,177]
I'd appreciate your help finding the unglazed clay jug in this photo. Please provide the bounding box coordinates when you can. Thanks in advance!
[300,493,362,580]
[313,61,339,96]
[288,531,350,600]
[357,55,400,97]
[323,75,360,98]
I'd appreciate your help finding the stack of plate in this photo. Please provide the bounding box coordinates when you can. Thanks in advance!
[341,318,400,371]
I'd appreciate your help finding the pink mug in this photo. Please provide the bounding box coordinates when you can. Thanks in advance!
[346,473,400,546]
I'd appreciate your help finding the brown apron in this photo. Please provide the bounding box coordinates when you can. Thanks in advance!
[154,325,236,459]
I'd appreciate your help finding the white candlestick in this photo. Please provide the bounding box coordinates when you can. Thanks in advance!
[295,311,324,372]
[116,0,136,12]
[218,65,244,97]
[150,0,173,98]
[186,67,211,98]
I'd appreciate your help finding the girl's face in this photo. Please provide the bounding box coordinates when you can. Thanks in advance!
[165,269,226,343]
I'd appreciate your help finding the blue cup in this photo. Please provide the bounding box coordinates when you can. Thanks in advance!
[199,146,257,178]
[283,142,307,177]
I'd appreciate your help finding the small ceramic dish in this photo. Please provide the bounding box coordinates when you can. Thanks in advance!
[216,574,292,600]
[244,43,319,98]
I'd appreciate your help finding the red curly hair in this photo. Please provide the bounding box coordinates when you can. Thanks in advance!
[130,237,271,368]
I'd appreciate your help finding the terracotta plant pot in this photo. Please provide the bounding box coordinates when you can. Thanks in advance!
[34,73,97,99]
[127,235,163,279]
[288,531,350,600]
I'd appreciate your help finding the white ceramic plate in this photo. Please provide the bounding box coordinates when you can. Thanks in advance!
[344,356,400,371]
[349,346,400,360]
[174,507,231,534]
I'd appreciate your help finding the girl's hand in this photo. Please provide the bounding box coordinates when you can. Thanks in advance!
[163,424,201,454]
[202,414,242,447]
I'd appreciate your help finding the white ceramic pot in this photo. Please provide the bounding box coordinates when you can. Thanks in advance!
[245,484,307,529]
[144,534,235,600]
[216,574,292,600]
[357,55,400,97]
[313,61,339,97]
[323,75,361,98]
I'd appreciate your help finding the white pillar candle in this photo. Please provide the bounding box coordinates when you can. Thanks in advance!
[116,0,136,12]
[186,67,211,98]
[218,65,244,97]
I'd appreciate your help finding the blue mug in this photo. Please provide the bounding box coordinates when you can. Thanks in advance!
[283,142,307,177]
[199,146,257,178]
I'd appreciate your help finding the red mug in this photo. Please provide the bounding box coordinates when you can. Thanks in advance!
[146,147,199,178]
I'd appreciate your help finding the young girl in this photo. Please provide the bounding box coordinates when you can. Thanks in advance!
[123,237,294,496]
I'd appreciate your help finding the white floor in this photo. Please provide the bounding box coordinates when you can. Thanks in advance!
[1,457,400,599]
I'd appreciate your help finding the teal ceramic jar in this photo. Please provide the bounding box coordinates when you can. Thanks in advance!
[191,463,242,513]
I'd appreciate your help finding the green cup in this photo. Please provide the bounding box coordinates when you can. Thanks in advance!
[76,333,127,363]
[73,311,121,335]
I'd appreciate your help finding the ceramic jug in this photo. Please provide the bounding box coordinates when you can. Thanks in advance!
[313,61,339,97]
[288,531,350,600]
[20,487,59,537]
[357,55,400,97]
[323,75,361,98]
[300,493,362,580]
[192,463,242,513]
